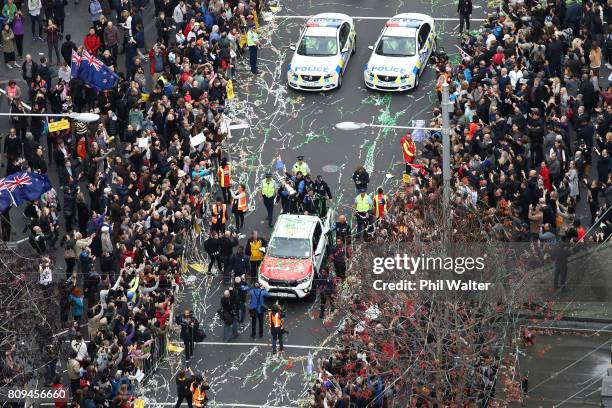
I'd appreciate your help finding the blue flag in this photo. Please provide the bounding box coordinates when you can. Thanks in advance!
[0,172,53,212]
[75,50,118,92]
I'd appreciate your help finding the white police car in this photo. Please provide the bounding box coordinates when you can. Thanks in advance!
[287,13,356,91]
[364,13,436,91]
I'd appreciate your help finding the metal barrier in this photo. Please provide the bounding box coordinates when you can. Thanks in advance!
[140,302,175,382]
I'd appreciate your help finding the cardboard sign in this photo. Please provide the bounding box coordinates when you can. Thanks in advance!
[48,119,70,132]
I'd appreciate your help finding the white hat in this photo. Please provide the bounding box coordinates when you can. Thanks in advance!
[104,187,112,194]
[101,225,110,232]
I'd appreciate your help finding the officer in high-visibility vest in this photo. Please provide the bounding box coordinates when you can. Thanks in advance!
[211,197,227,233]
[291,155,310,177]
[269,303,285,355]
[190,374,209,408]
[246,21,260,74]
[354,188,373,239]
[373,187,389,220]
[261,172,277,228]
[218,157,232,203]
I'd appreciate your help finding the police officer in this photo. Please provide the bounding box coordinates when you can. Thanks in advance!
[292,155,310,177]
[354,188,373,239]
[246,21,260,74]
[313,175,333,217]
[261,172,276,227]
[269,303,285,355]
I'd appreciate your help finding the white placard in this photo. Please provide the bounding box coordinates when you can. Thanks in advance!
[190,132,206,147]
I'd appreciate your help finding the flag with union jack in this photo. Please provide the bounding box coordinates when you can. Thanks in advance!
[0,172,52,212]
[73,50,119,92]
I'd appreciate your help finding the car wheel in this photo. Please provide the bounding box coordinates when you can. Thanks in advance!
[352,37,356,55]
[414,73,419,89]
[337,73,343,89]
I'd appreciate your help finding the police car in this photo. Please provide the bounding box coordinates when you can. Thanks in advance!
[364,13,436,91]
[258,212,333,299]
[287,13,356,91]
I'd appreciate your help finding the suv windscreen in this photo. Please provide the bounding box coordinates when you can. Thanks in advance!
[268,237,311,259]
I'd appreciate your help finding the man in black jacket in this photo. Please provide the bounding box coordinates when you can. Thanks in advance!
[204,231,222,276]
[174,367,193,408]
[60,34,78,65]
[457,0,472,34]
[218,230,238,285]
[177,309,199,363]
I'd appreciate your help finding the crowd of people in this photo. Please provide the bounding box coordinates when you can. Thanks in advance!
[0,0,609,404]
[0,0,274,405]
[307,0,612,406]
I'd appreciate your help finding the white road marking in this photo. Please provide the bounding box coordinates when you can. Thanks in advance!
[194,341,334,350]
[272,15,487,22]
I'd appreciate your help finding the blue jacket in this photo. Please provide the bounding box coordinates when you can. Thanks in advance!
[69,294,84,317]
[247,287,268,313]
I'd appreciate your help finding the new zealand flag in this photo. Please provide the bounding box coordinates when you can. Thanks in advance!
[72,50,118,92]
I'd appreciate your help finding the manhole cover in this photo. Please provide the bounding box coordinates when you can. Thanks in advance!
[322,165,340,173]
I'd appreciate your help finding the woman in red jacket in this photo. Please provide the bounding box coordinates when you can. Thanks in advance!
[84,27,101,55]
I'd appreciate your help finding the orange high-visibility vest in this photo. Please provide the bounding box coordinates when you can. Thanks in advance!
[218,165,231,187]
[211,204,227,224]
[237,193,247,212]
[269,311,282,328]
[190,383,206,408]
[374,193,388,219]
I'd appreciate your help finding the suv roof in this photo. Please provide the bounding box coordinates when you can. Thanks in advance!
[273,214,320,239]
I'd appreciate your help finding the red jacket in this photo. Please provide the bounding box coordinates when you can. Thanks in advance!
[84,34,101,55]
[148,48,168,75]
[400,134,416,164]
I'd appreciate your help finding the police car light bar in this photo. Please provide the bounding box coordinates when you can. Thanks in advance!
[386,19,421,28]
[306,18,342,27]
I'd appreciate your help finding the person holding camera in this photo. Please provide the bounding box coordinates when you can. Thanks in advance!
[177,309,199,364]
[247,281,268,338]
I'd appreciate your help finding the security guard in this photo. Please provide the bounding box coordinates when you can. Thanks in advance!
[400,133,417,174]
[269,303,285,355]
[218,157,232,203]
[211,197,228,233]
[246,22,261,74]
[373,187,389,220]
[291,155,310,177]
[190,374,210,408]
[261,172,276,227]
[353,188,373,239]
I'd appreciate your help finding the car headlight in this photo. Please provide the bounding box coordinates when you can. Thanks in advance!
[296,276,310,284]
[401,74,413,81]
[323,72,336,79]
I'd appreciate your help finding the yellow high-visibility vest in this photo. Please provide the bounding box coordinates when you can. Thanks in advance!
[262,179,276,198]
[355,195,372,212]
[247,30,258,47]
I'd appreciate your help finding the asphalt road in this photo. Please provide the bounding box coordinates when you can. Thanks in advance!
[139,1,496,407]
[517,334,611,408]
